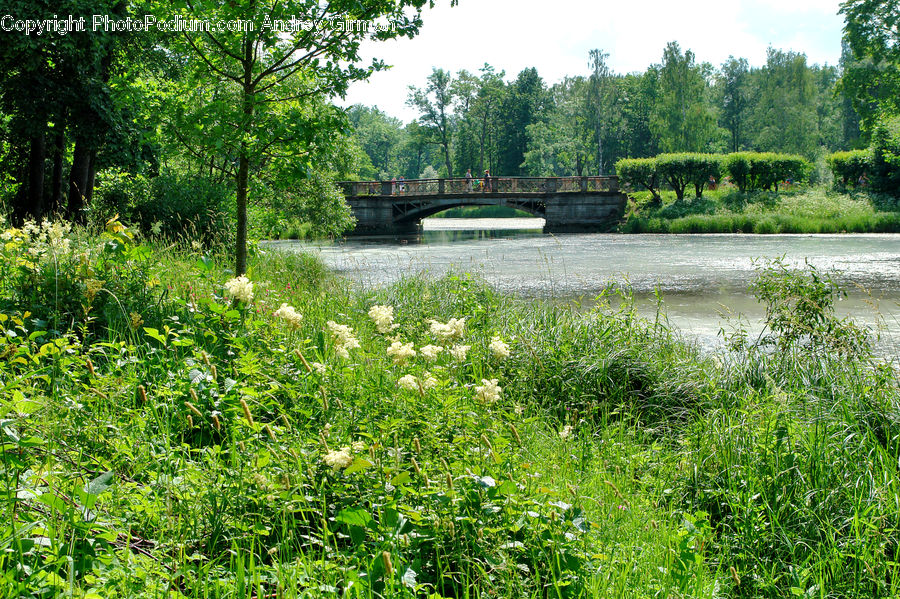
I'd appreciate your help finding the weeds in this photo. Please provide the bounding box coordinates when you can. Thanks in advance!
[0,218,897,597]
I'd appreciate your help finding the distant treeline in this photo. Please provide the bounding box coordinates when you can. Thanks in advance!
[347,42,866,181]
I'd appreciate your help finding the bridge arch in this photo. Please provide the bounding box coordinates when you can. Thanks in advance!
[393,197,546,224]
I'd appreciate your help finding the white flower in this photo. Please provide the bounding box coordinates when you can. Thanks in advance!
[351,441,366,453]
[559,425,573,440]
[327,321,360,358]
[224,275,254,303]
[387,341,416,365]
[489,335,510,360]
[273,303,304,329]
[191,240,202,251]
[397,374,419,392]
[323,447,353,471]
[420,344,443,361]
[474,378,501,403]
[428,317,466,341]
[449,344,470,362]
[368,304,398,334]
[422,372,438,390]
[311,362,327,374]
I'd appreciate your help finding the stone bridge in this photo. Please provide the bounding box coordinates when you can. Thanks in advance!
[338,176,626,235]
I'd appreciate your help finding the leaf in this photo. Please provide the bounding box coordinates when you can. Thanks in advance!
[334,507,373,529]
[391,472,412,486]
[85,471,115,497]
[344,458,373,475]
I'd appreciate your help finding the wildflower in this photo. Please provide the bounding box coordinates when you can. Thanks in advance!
[422,371,438,390]
[420,344,443,361]
[322,423,332,438]
[351,440,366,453]
[191,240,202,251]
[224,275,254,303]
[386,341,416,365]
[449,344,470,362]
[84,278,104,304]
[327,321,360,358]
[428,317,466,341]
[488,335,510,360]
[397,374,419,392]
[311,362,327,374]
[368,304,398,334]
[559,425,573,440]
[474,378,501,403]
[323,447,353,471]
[273,303,303,329]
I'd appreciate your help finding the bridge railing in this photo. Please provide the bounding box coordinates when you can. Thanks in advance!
[339,176,618,197]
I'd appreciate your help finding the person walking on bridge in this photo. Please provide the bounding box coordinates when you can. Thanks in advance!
[483,169,491,193]
[465,169,473,192]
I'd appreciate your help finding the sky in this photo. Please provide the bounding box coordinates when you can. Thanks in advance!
[337,0,846,123]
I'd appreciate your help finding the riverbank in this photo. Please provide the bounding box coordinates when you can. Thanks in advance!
[2,219,898,597]
[621,186,900,233]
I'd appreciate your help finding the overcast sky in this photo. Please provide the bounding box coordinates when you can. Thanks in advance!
[337,0,846,123]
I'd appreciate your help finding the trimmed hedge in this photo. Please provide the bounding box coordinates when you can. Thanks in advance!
[618,152,806,199]
[655,153,721,200]
[826,150,872,189]
[723,152,809,192]
[616,158,661,201]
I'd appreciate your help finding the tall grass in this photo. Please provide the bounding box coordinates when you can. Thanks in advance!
[1,220,898,597]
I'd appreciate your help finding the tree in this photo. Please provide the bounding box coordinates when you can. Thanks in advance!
[839,0,900,129]
[407,68,455,176]
[585,50,627,175]
[719,56,750,152]
[497,67,545,175]
[171,0,454,275]
[650,42,720,153]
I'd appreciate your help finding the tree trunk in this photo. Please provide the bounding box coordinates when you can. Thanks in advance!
[27,134,46,220]
[85,149,97,205]
[67,137,91,223]
[235,142,249,275]
[49,126,65,214]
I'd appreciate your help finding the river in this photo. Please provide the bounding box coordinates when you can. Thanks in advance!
[267,217,900,357]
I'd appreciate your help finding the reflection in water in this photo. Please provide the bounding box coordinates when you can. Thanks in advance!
[266,218,900,357]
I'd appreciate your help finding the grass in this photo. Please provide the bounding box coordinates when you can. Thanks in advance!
[1,217,899,597]
[621,185,900,234]
[429,206,533,219]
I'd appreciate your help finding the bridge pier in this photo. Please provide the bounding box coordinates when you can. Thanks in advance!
[346,197,421,236]
[542,192,625,233]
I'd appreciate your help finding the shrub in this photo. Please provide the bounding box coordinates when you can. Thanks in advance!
[723,152,809,192]
[872,116,900,195]
[616,158,660,202]
[655,153,722,200]
[826,150,872,189]
[93,169,233,245]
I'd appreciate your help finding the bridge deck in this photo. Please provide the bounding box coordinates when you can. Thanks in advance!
[340,176,618,198]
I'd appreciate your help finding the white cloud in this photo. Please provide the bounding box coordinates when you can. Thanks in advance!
[337,0,845,122]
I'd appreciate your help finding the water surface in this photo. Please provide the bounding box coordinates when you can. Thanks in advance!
[267,218,900,356]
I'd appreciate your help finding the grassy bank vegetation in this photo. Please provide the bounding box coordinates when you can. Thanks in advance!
[621,185,900,234]
[429,206,533,219]
[2,217,899,598]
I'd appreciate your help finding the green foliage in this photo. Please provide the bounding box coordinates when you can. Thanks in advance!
[616,157,661,201]
[94,170,232,245]
[723,152,810,192]
[826,149,873,188]
[871,115,900,194]
[655,153,722,200]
